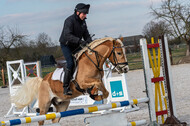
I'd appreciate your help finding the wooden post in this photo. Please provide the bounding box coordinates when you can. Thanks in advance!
[1,68,7,88]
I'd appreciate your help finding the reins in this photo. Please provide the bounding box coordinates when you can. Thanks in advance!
[84,46,104,71]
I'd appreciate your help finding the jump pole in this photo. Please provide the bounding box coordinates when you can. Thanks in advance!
[0,97,149,126]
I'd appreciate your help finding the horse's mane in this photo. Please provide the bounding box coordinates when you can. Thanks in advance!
[75,37,123,60]
[74,37,112,60]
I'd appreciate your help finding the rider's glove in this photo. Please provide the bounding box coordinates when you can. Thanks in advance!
[79,40,88,47]
[86,37,92,44]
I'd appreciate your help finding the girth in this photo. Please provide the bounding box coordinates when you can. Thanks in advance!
[72,80,86,94]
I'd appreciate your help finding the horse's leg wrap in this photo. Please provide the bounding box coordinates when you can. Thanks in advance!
[89,94,98,100]
[89,94,103,101]
[87,85,98,95]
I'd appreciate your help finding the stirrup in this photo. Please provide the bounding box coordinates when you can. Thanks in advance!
[64,87,72,95]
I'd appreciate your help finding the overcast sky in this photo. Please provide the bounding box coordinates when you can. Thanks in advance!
[0,0,162,43]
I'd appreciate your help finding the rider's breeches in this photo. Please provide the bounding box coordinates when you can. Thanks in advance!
[60,44,74,71]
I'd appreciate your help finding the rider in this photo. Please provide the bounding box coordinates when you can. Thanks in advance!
[59,3,92,95]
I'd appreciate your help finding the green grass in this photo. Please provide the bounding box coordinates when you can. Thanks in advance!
[127,52,141,61]
[128,61,144,70]
[171,46,187,64]
[171,46,186,56]
[41,66,57,77]
[126,45,187,70]
[0,80,3,87]
[126,52,144,70]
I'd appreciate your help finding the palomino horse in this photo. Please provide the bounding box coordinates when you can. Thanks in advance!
[11,37,129,125]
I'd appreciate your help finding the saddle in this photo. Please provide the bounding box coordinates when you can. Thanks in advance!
[52,57,77,82]
[56,60,67,68]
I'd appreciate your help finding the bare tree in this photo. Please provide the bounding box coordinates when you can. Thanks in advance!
[0,26,26,49]
[0,26,26,67]
[36,32,54,47]
[143,20,171,42]
[32,33,55,59]
[151,0,190,55]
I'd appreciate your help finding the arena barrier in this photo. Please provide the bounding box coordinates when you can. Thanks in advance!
[0,98,148,126]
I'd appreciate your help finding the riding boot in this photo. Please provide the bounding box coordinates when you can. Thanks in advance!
[63,68,72,95]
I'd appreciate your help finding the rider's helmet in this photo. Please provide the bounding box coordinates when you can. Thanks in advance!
[75,3,90,14]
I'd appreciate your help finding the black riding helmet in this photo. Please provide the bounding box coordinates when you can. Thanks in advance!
[75,3,90,14]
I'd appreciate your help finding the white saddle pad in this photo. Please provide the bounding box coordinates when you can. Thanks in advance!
[52,67,77,82]
[51,68,64,82]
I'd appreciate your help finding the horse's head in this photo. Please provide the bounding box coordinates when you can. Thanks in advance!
[108,38,129,73]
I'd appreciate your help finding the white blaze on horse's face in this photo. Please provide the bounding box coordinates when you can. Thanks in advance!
[114,39,129,73]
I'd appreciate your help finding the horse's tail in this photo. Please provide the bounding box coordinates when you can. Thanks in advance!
[11,77,43,109]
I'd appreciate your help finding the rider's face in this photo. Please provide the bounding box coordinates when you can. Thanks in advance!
[77,12,87,20]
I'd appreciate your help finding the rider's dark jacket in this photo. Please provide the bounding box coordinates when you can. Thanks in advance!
[59,13,92,53]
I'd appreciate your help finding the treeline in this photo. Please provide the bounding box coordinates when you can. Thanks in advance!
[1,44,62,62]
[0,27,62,68]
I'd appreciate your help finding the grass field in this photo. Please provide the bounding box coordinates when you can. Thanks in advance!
[127,45,187,70]
[0,45,187,87]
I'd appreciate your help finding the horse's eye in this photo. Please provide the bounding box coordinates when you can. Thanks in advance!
[117,52,122,55]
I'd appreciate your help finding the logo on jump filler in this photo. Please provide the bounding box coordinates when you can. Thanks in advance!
[110,80,124,98]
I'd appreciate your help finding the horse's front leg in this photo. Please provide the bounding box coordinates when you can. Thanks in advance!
[90,81,109,101]
[80,78,109,101]
[99,81,109,99]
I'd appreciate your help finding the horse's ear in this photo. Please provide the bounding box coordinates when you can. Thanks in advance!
[113,39,117,45]
[120,37,123,42]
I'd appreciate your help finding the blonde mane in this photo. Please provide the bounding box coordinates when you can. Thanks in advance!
[75,37,114,60]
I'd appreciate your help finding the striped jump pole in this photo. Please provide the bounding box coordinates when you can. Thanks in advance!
[1,97,149,126]
[127,120,146,126]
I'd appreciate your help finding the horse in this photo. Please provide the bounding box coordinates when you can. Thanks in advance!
[11,37,129,125]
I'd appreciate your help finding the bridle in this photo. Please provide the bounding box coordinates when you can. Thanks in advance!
[84,40,128,73]
[107,41,128,73]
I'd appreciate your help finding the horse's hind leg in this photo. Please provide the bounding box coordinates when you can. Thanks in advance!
[38,81,52,126]
[52,100,70,123]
